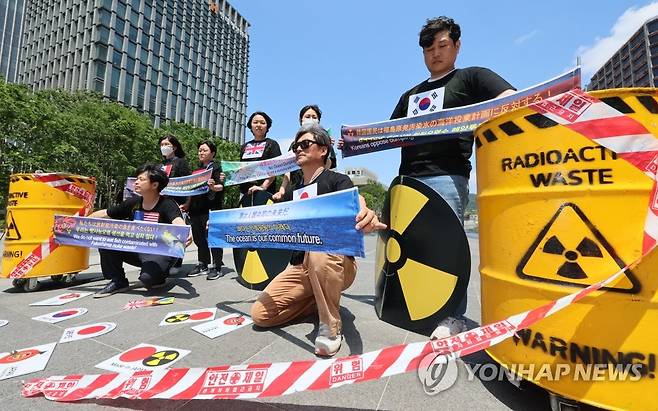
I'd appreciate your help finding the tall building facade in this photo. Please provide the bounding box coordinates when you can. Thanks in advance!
[588,16,658,91]
[18,0,249,143]
[0,0,27,83]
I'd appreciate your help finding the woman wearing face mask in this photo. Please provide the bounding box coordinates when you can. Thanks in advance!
[183,141,225,280]
[240,111,282,196]
[273,105,337,201]
[158,135,191,206]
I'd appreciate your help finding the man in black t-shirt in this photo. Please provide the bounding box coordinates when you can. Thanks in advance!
[251,124,386,357]
[89,164,191,298]
[392,17,515,339]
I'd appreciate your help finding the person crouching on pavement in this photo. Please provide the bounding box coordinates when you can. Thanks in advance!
[250,124,386,356]
[90,164,192,298]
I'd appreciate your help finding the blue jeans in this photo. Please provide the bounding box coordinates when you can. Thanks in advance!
[415,174,469,317]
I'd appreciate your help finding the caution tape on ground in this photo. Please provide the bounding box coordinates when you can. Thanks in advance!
[20,253,644,402]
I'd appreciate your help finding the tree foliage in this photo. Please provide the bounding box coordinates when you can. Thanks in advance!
[0,78,242,214]
[358,180,388,217]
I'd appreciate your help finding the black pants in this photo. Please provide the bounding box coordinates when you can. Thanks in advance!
[99,248,175,287]
[190,213,223,267]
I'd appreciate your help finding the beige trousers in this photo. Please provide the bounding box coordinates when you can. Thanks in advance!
[250,252,357,336]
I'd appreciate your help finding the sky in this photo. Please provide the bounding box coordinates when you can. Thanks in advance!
[230,0,658,192]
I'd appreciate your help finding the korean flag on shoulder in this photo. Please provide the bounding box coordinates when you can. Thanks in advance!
[407,87,445,117]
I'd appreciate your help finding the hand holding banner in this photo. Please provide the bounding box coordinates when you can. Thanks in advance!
[340,68,581,157]
[53,215,190,258]
[222,152,300,187]
[208,187,365,257]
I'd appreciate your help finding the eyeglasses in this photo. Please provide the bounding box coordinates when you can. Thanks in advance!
[291,140,323,151]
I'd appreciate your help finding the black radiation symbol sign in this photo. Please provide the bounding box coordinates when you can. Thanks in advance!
[233,190,291,291]
[165,314,190,323]
[542,235,602,279]
[5,211,21,240]
[517,203,640,293]
[374,176,470,331]
[142,350,180,367]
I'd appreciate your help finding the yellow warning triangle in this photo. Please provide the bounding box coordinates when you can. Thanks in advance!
[517,203,639,292]
[5,211,21,240]
[242,250,269,284]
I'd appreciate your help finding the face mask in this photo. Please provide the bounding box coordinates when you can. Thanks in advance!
[301,118,319,127]
[161,146,174,156]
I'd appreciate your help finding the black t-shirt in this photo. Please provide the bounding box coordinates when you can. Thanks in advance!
[107,196,182,224]
[188,161,224,216]
[239,138,282,194]
[161,156,191,205]
[285,169,354,264]
[392,67,514,178]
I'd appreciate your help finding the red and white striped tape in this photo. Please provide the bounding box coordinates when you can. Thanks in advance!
[530,89,658,254]
[9,174,93,279]
[21,254,641,401]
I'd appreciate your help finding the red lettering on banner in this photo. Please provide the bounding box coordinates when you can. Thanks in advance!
[121,375,151,397]
[200,368,268,396]
[330,358,364,384]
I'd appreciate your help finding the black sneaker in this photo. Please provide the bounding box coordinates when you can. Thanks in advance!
[93,281,129,298]
[188,263,209,277]
[206,267,224,280]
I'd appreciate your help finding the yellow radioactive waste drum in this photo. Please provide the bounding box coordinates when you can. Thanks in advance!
[2,173,95,291]
[475,88,658,410]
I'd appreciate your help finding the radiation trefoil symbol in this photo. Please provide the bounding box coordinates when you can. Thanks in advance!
[516,203,640,293]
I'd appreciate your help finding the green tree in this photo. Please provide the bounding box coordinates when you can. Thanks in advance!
[358,180,388,217]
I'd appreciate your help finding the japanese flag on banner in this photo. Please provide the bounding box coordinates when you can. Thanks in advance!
[407,86,445,117]
[59,322,117,343]
[293,183,318,201]
[95,343,190,373]
[0,343,57,380]
[191,314,254,339]
[30,292,93,306]
[32,308,87,324]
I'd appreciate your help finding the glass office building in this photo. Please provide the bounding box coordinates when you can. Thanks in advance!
[0,0,27,83]
[588,16,658,91]
[18,0,249,143]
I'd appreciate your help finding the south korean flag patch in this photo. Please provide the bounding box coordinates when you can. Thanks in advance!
[407,87,445,117]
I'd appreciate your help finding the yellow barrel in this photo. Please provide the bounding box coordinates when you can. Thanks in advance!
[475,88,658,410]
[2,173,95,280]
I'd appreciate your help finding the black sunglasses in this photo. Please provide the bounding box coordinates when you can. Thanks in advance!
[292,140,323,151]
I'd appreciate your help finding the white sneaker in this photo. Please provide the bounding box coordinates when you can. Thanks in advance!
[315,323,342,357]
[430,317,466,340]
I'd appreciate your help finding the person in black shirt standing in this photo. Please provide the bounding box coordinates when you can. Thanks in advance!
[183,141,226,280]
[239,111,282,196]
[90,164,191,297]
[391,16,515,339]
[251,124,385,357]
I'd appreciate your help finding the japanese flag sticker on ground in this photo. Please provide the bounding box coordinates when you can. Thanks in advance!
[29,292,93,306]
[0,343,56,380]
[59,322,116,343]
[0,320,8,328]
[95,343,190,373]
[31,308,87,324]
[159,308,217,326]
[191,314,254,339]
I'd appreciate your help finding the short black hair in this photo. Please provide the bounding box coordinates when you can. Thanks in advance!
[294,124,331,163]
[419,16,461,48]
[135,164,169,192]
[198,140,217,155]
[298,104,322,123]
[159,134,186,158]
[247,111,273,133]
